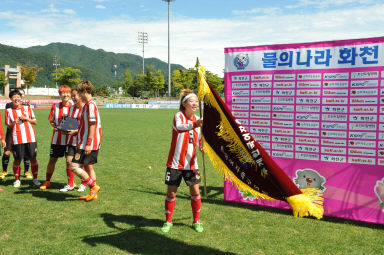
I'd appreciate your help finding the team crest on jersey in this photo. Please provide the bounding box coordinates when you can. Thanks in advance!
[195,171,201,180]
[234,53,249,70]
[75,153,81,160]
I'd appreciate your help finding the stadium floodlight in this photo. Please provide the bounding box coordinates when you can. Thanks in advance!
[138,32,148,75]
[162,0,175,98]
[53,56,60,88]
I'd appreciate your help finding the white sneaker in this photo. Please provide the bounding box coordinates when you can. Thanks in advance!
[33,179,41,186]
[59,184,75,192]
[77,184,86,192]
[13,180,21,188]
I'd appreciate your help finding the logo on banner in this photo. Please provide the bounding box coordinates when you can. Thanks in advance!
[234,53,249,70]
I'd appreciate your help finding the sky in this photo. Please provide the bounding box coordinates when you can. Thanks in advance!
[0,0,384,77]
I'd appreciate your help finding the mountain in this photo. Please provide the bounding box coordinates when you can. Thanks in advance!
[0,42,185,88]
[27,42,185,84]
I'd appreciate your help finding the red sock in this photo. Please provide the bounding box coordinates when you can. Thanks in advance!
[84,177,96,187]
[46,172,53,182]
[165,195,176,223]
[81,180,87,186]
[191,193,201,223]
[13,164,20,181]
[31,162,38,179]
[66,168,75,187]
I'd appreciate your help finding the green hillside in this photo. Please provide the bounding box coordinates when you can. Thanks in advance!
[27,42,185,82]
[0,42,185,88]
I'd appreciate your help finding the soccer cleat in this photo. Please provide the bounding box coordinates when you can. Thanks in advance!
[24,171,33,179]
[59,185,75,192]
[13,180,21,188]
[33,179,41,186]
[77,184,86,192]
[79,194,98,200]
[85,185,100,202]
[0,171,7,180]
[39,181,51,190]
[161,222,173,233]
[192,221,204,233]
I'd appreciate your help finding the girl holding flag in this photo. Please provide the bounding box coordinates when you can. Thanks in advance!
[161,89,204,233]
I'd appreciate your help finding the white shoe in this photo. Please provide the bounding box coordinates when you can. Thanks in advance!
[33,179,41,186]
[77,184,86,192]
[60,184,75,192]
[13,180,21,188]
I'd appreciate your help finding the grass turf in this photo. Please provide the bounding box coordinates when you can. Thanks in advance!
[0,108,383,255]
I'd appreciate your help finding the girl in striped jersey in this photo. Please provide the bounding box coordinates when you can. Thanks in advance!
[40,85,73,190]
[5,90,40,188]
[161,89,204,233]
[60,88,87,192]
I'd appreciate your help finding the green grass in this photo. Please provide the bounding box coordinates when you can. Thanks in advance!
[0,109,383,255]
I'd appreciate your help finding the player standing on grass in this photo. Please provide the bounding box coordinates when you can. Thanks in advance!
[60,88,87,192]
[69,80,101,202]
[161,89,204,233]
[1,89,32,180]
[5,90,40,188]
[40,85,73,190]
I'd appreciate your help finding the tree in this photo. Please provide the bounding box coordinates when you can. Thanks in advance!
[132,73,146,97]
[19,64,43,91]
[206,71,224,94]
[0,71,6,91]
[96,85,110,97]
[152,70,165,97]
[52,67,82,87]
[122,69,133,95]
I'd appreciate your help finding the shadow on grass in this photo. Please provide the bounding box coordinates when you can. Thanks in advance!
[127,186,384,230]
[82,213,236,255]
[12,181,81,201]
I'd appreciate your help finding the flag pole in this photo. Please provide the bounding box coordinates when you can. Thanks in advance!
[195,58,207,199]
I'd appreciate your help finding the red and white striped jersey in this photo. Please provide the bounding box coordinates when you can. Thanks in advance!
[48,102,72,145]
[0,112,5,141]
[77,99,102,150]
[66,104,83,147]
[167,111,201,170]
[5,105,37,145]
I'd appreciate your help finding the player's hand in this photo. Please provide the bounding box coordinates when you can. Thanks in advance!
[195,118,203,127]
[85,145,92,155]
[1,140,5,149]
[67,130,78,135]
[199,145,205,153]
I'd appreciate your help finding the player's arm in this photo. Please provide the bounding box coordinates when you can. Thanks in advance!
[84,121,96,155]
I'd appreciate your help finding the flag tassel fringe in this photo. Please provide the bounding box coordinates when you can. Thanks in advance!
[202,137,274,200]
[286,189,324,219]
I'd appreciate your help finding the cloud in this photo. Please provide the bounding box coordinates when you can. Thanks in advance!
[63,9,76,15]
[95,5,106,9]
[0,3,384,76]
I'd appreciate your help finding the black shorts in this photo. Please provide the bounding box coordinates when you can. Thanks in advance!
[50,144,67,158]
[72,149,98,165]
[12,142,37,161]
[164,167,201,187]
[4,128,12,152]
[66,145,77,157]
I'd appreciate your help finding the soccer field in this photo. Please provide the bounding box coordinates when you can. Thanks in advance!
[0,109,383,255]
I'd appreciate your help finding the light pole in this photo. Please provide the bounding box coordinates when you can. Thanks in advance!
[162,0,175,98]
[53,56,60,88]
[138,32,148,75]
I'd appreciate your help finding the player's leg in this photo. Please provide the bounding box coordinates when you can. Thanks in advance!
[26,143,40,186]
[23,154,31,179]
[186,170,203,233]
[60,146,76,192]
[1,129,12,179]
[161,168,182,233]
[41,145,63,189]
[11,144,23,188]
